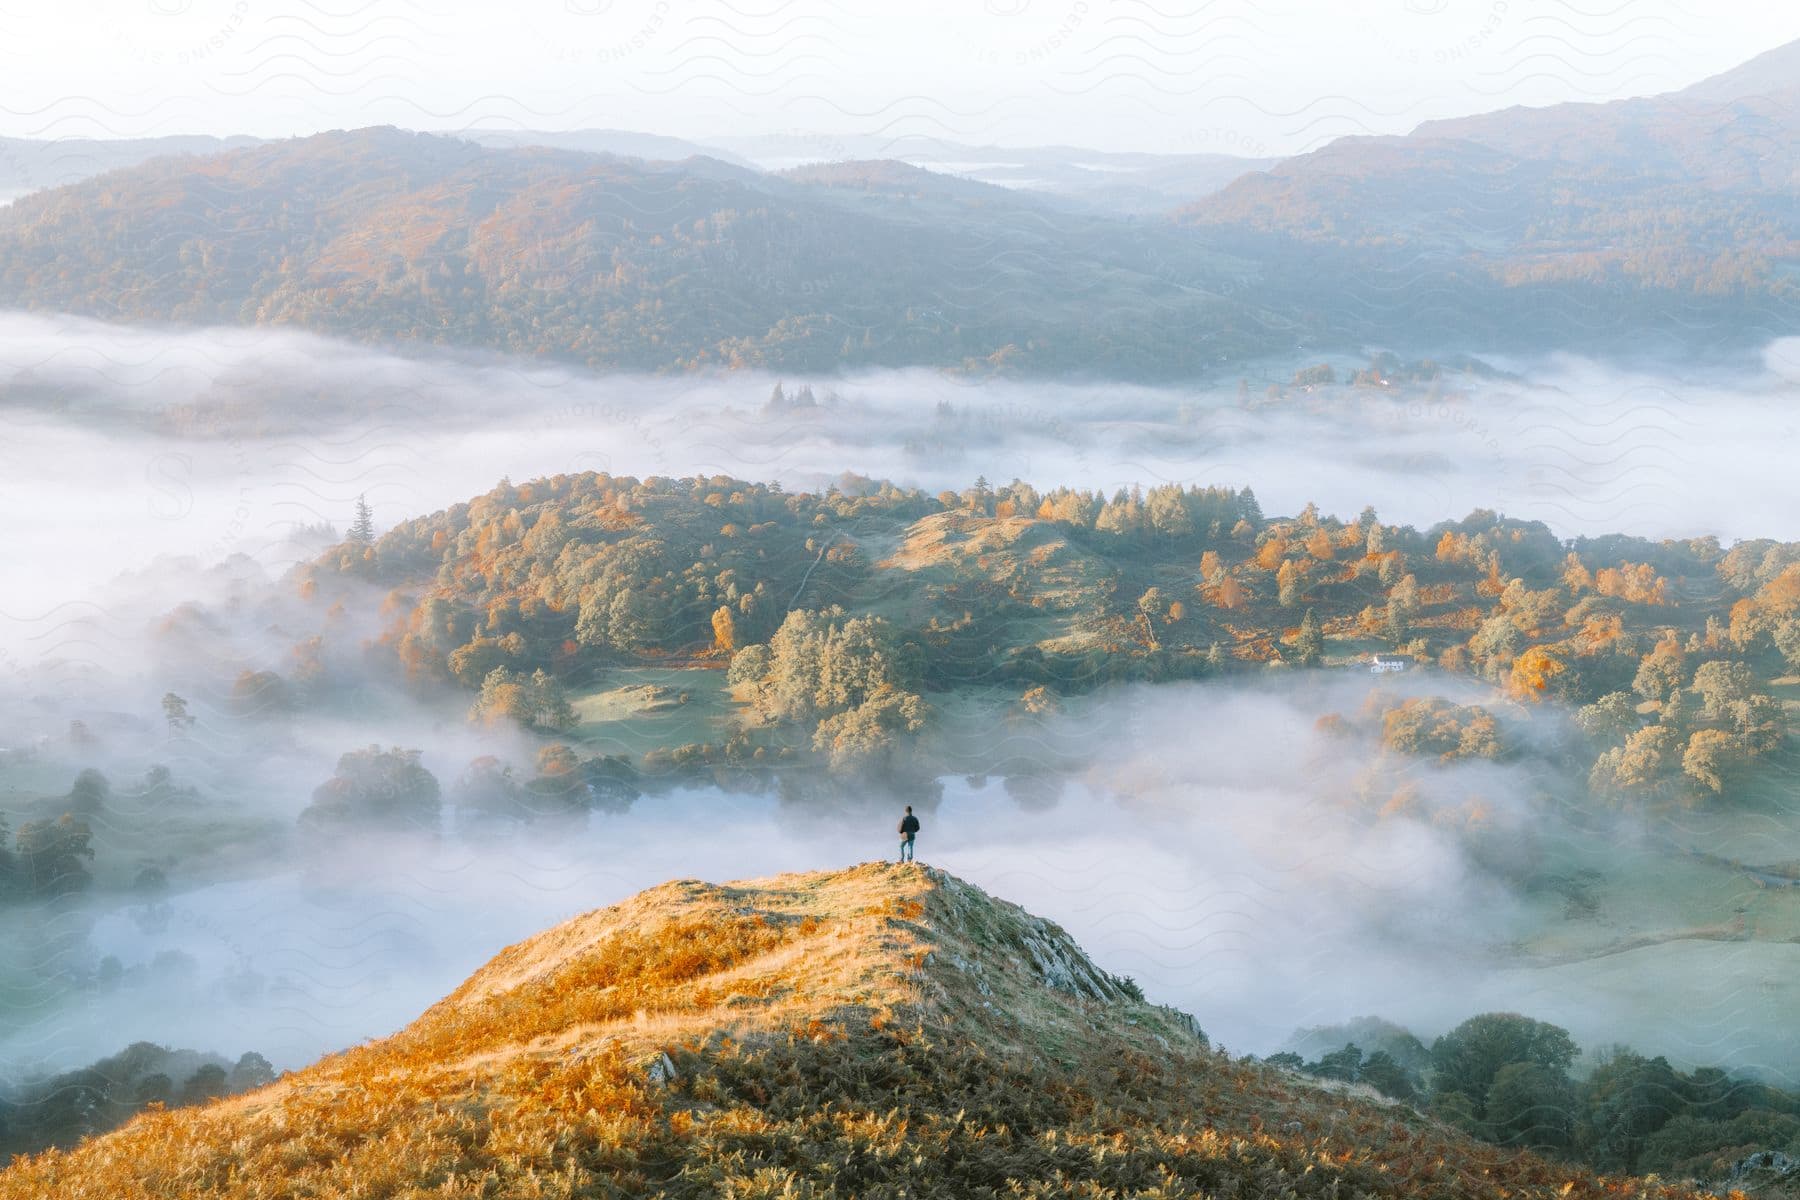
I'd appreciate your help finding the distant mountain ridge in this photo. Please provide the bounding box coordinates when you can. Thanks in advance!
[1173,38,1800,345]
[0,864,1718,1198]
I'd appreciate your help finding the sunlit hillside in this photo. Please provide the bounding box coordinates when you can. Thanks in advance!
[0,863,1724,1198]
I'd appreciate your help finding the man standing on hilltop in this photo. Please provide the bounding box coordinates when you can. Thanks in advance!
[898,806,921,863]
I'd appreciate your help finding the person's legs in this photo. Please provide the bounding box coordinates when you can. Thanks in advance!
[900,836,913,862]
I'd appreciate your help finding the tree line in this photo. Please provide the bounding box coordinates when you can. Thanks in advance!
[1270,1010,1800,1182]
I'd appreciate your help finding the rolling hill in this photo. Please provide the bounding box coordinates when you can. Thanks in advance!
[0,863,1723,1198]
[0,127,1287,378]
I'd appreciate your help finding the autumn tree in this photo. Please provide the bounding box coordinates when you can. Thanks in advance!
[754,608,929,772]
[1382,697,1502,762]
[1507,646,1566,702]
[1468,614,1523,678]
[1755,563,1800,615]
[298,746,440,833]
[811,684,932,772]
[1574,692,1638,747]
[1593,562,1667,605]
[1691,660,1754,720]
[525,669,576,731]
[727,643,771,686]
[1729,693,1787,754]
[1681,729,1741,796]
[1212,575,1247,611]
[1773,617,1800,671]
[1144,486,1193,538]
[1632,634,1686,702]
[1294,609,1322,667]
[469,668,575,732]
[471,667,527,727]
[1590,726,1679,800]
[711,605,737,653]
[1561,553,1593,594]
[1276,560,1302,607]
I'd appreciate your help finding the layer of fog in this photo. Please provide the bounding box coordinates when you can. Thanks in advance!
[4,312,1800,634]
[10,675,1796,1087]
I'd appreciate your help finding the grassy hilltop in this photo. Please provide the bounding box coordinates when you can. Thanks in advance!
[0,864,1725,1199]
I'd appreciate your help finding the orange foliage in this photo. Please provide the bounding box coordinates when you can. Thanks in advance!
[1757,564,1800,616]
[1593,562,1667,605]
[1507,646,1566,702]
[1211,576,1248,611]
[1574,615,1623,653]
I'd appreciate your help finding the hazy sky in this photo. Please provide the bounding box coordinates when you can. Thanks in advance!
[2,1,1797,155]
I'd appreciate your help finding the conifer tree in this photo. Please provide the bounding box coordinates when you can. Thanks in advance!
[347,495,375,546]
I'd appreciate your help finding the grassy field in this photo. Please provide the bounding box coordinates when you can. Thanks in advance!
[568,667,742,758]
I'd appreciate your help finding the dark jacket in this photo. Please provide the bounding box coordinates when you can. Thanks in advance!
[898,814,921,836]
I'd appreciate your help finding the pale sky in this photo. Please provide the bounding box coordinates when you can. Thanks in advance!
[0,1,1797,156]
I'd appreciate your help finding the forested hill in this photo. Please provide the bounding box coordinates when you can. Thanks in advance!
[0,864,1721,1199]
[0,127,1287,378]
[1172,41,1800,348]
[280,466,1800,805]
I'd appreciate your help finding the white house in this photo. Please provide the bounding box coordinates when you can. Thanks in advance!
[1368,653,1411,674]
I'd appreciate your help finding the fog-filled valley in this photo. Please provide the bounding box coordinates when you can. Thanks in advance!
[6,307,1800,1152]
